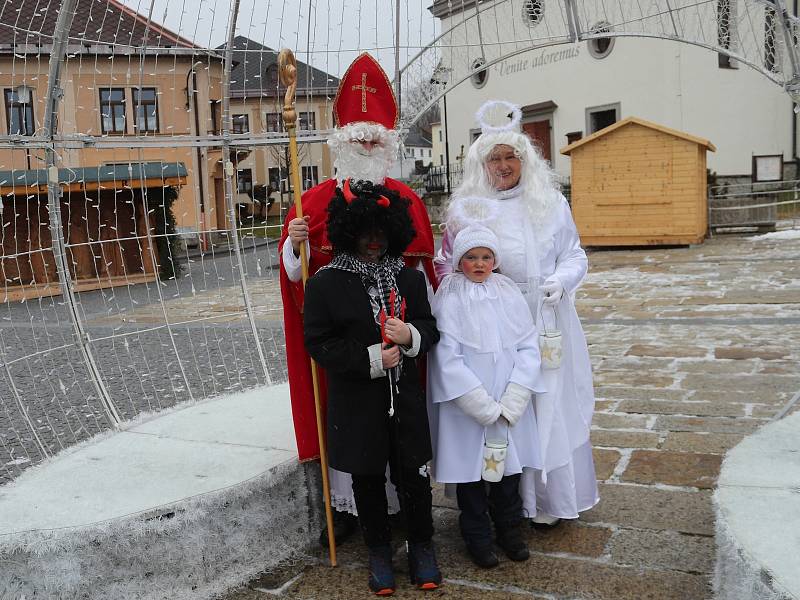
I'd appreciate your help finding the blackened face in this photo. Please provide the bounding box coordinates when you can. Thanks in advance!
[356,228,388,263]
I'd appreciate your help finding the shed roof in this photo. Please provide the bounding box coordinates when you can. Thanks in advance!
[0,162,187,194]
[560,116,716,155]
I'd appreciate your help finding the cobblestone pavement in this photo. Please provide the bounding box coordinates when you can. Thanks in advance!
[0,242,285,484]
[221,232,800,600]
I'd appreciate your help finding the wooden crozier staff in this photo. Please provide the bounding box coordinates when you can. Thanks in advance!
[278,48,337,567]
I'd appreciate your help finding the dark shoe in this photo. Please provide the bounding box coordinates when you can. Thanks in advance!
[407,540,442,590]
[318,511,359,548]
[465,542,499,568]
[367,545,396,596]
[496,525,529,562]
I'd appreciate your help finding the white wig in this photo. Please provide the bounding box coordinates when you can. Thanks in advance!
[450,101,561,226]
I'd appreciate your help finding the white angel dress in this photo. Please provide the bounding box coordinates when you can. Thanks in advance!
[428,271,546,484]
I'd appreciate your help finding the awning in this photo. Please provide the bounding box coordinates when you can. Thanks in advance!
[0,162,188,196]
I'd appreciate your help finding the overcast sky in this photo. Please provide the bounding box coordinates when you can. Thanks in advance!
[119,0,440,78]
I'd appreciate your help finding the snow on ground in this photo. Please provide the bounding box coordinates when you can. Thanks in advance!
[748,229,800,241]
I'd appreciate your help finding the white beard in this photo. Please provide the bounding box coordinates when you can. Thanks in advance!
[333,142,394,184]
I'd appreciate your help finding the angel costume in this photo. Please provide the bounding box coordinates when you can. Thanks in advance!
[434,100,599,521]
[428,228,544,484]
[428,225,545,563]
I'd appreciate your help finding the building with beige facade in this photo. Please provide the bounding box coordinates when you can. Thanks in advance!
[0,0,225,296]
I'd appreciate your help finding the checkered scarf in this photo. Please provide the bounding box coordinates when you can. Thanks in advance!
[323,253,405,317]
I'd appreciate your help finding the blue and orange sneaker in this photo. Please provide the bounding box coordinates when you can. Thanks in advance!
[367,545,396,596]
[407,540,442,590]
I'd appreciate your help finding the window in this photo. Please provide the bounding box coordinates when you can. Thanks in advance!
[565,131,583,145]
[470,57,489,89]
[438,130,442,142]
[100,88,126,134]
[266,65,279,86]
[209,100,221,135]
[264,112,283,132]
[232,114,249,134]
[268,167,282,191]
[133,87,158,133]
[587,22,615,59]
[301,165,319,190]
[4,87,35,135]
[717,0,735,68]
[764,4,778,73]
[439,154,444,165]
[299,111,316,131]
[237,168,253,193]
[522,0,544,28]
[586,103,620,134]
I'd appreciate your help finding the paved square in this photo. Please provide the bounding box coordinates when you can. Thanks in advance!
[223,232,800,599]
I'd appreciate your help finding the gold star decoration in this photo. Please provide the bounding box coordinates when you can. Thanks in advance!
[484,454,501,473]
[541,344,561,365]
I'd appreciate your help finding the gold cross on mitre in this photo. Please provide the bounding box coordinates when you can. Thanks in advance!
[352,72,377,113]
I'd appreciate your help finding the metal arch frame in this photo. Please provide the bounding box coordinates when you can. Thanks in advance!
[397,0,800,128]
[1,0,797,470]
[220,0,272,386]
[6,0,276,448]
[42,0,123,431]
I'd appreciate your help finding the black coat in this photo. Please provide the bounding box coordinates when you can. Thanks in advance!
[303,266,439,475]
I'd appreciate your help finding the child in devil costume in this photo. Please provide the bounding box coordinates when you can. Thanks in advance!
[303,179,441,595]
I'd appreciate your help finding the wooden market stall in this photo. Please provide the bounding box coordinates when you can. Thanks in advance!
[561,117,715,246]
[0,162,187,302]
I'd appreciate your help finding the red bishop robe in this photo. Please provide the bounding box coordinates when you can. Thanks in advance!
[279,177,438,461]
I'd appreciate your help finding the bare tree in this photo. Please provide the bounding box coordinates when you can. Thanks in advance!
[402,80,441,134]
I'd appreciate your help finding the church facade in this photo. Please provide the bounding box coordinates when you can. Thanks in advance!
[431,1,798,184]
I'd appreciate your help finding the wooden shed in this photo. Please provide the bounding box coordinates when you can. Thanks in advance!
[0,162,187,302]
[561,117,715,246]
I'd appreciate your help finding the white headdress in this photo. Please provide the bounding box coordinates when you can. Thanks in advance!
[449,99,561,229]
[475,100,522,135]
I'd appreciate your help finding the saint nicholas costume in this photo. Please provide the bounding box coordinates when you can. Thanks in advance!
[279,53,436,518]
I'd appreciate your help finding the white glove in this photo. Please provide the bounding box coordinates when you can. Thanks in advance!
[541,276,564,306]
[455,387,502,427]
[499,382,531,426]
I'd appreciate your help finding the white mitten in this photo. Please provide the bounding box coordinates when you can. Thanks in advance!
[541,276,564,306]
[455,387,502,427]
[499,382,532,426]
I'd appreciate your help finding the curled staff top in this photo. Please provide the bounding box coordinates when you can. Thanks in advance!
[278,48,298,128]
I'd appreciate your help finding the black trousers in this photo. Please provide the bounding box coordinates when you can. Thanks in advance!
[456,473,523,547]
[351,430,434,548]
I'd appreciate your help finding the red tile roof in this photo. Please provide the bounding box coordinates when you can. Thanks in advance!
[0,0,198,49]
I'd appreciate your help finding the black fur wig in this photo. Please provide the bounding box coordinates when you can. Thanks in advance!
[326,180,416,257]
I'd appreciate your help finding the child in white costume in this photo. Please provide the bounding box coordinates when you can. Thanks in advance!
[428,225,545,568]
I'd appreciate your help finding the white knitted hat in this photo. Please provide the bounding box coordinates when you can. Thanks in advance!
[452,225,501,272]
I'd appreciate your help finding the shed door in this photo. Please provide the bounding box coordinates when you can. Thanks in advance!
[523,120,552,164]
